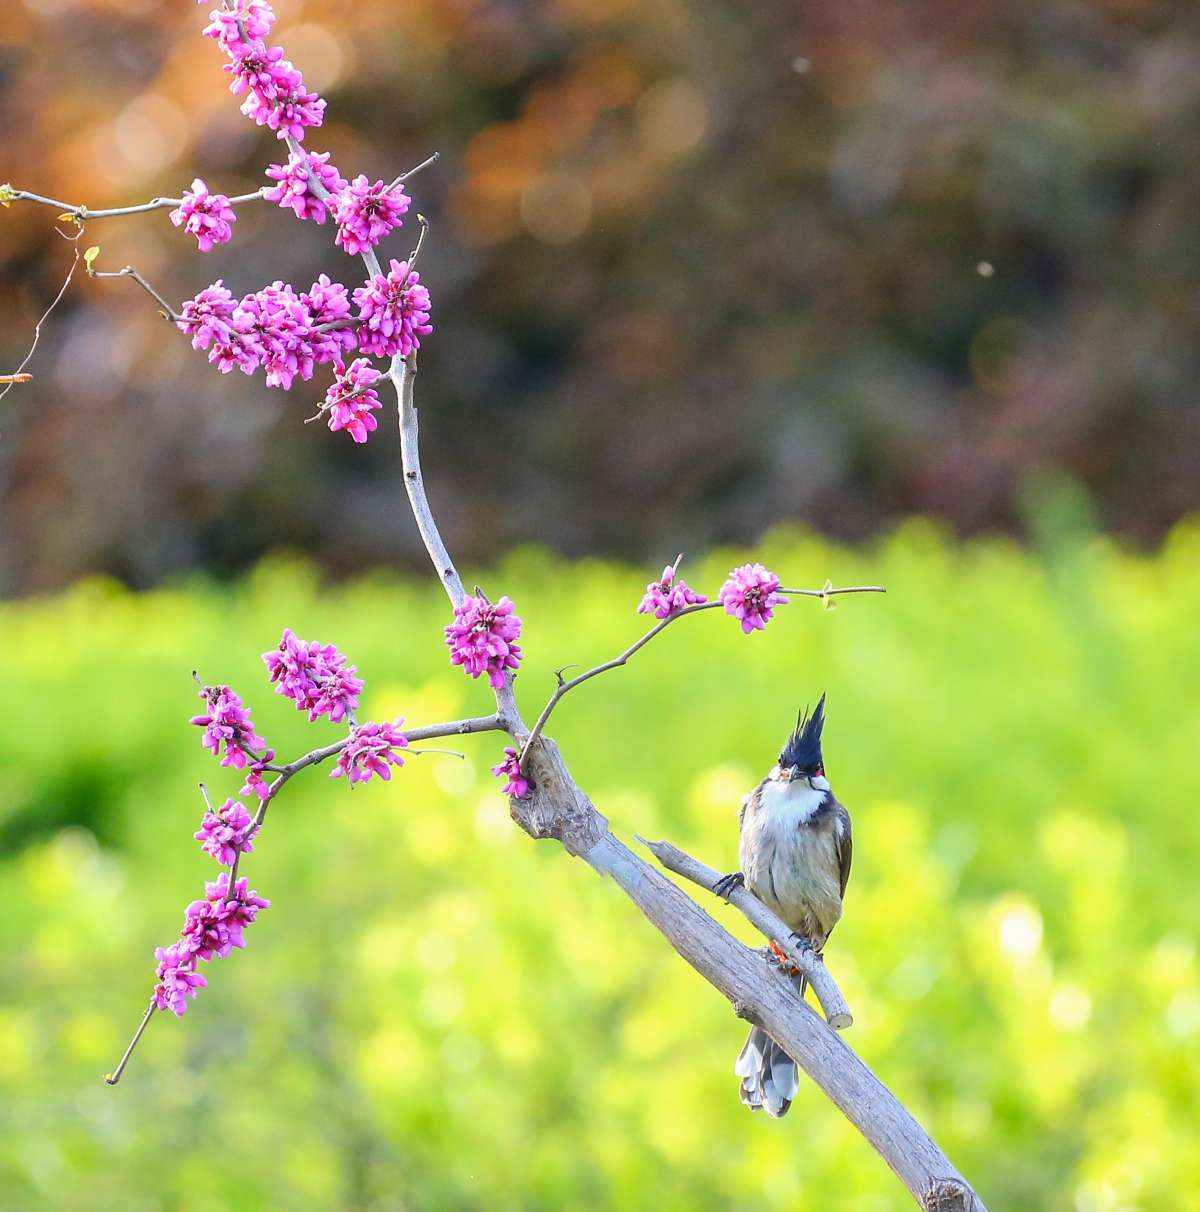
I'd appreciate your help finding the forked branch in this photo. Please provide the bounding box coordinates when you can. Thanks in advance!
[636,835,853,1029]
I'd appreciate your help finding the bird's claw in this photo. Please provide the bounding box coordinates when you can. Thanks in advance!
[712,871,745,899]
[789,932,815,953]
[767,938,804,976]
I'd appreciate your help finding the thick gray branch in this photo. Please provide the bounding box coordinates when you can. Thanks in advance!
[637,836,853,1030]
[584,829,986,1212]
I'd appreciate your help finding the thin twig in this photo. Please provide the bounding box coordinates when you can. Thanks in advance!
[405,215,429,274]
[0,247,79,407]
[518,583,885,771]
[104,1000,156,1086]
[635,836,853,1029]
[226,713,503,891]
[6,187,267,221]
[387,151,440,192]
[91,265,182,322]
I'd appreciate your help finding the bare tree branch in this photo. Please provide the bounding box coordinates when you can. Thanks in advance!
[90,265,182,322]
[519,583,886,770]
[6,186,266,220]
[636,835,853,1030]
[584,830,986,1212]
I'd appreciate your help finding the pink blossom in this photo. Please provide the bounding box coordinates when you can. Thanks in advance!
[169,179,236,252]
[180,874,270,961]
[638,556,708,620]
[190,684,265,769]
[194,797,257,866]
[262,628,363,724]
[444,594,523,689]
[302,274,357,366]
[264,150,346,224]
[332,176,411,256]
[202,1,276,54]
[331,720,409,784]
[223,41,293,100]
[177,281,236,351]
[353,259,432,358]
[491,747,530,799]
[178,283,263,375]
[225,42,325,140]
[718,563,789,634]
[323,358,383,443]
[153,943,207,1016]
[233,282,316,389]
[239,754,273,802]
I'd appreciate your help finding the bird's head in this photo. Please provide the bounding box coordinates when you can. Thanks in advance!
[774,693,829,789]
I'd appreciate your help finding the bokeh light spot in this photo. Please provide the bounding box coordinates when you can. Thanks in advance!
[636,77,708,160]
[520,173,592,245]
[114,94,187,174]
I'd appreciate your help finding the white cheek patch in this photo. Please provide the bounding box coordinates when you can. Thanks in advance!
[812,774,831,792]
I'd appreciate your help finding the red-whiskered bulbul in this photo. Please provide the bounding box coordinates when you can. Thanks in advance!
[713,693,852,1116]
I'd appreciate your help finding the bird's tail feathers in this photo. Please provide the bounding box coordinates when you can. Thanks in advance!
[735,1025,799,1118]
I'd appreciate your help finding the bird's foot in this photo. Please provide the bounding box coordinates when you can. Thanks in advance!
[768,938,804,977]
[789,932,815,954]
[712,871,745,900]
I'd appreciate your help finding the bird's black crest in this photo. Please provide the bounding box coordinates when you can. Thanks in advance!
[779,692,826,772]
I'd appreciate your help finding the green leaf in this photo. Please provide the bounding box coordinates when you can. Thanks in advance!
[83,246,101,274]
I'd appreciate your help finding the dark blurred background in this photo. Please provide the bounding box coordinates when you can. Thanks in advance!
[2,0,1198,595]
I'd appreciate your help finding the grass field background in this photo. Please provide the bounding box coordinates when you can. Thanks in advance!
[2,519,1198,1211]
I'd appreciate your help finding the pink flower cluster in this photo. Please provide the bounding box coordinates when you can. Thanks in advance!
[323,358,383,443]
[264,150,346,224]
[331,720,409,784]
[190,684,265,769]
[170,179,236,252]
[262,628,363,723]
[353,259,433,358]
[638,556,707,620]
[153,943,207,1016]
[153,874,269,1016]
[444,595,524,689]
[201,0,275,53]
[215,16,325,141]
[718,563,789,633]
[176,275,356,386]
[194,797,257,866]
[259,625,361,717]
[333,176,411,256]
[491,747,530,799]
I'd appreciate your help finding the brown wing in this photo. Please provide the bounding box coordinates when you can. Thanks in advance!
[834,801,853,899]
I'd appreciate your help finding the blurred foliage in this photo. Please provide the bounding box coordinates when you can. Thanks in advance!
[2,526,1199,1210]
[3,0,1200,593]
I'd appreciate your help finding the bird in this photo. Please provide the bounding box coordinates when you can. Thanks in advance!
[712,693,852,1117]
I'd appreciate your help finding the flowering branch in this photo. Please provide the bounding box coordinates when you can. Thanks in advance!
[518,583,886,771]
[5,186,267,221]
[104,708,501,1084]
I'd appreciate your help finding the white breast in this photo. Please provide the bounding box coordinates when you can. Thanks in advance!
[757,777,828,829]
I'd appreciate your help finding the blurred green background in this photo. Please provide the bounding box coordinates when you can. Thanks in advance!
[3,524,1199,1210]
